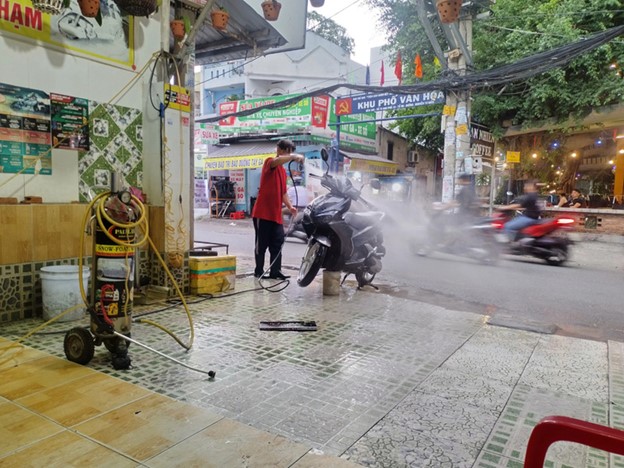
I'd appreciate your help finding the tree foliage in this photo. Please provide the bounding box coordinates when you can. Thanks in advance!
[471,0,624,136]
[365,0,624,186]
[307,11,356,55]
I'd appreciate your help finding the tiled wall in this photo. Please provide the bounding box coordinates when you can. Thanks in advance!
[0,250,187,324]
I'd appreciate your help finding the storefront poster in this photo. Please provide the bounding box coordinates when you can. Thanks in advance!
[51,93,89,150]
[0,82,51,175]
[0,0,134,68]
[229,169,245,204]
[165,84,191,113]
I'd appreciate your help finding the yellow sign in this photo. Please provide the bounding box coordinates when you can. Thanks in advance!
[164,84,191,113]
[348,158,397,175]
[0,0,135,67]
[506,151,521,163]
[204,153,273,170]
[456,123,468,135]
[443,105,456,116]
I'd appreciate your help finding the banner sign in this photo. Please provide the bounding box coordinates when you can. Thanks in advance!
[194,123,219,146]
[218,94,315,133]
[165,84,191,113]
[0,82,51,175]
[335,91,445,115]
[204,153,273,170]
[346,157,397,175]
[50,93,89,150]
[0,0,135,68]
[470,123,495,159]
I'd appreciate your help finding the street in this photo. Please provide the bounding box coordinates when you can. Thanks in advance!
[194,216,624,342]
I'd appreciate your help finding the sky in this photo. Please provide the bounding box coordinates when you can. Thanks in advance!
[309,0,388,65]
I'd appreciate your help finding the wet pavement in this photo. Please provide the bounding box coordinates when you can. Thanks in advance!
[1,257,624,466]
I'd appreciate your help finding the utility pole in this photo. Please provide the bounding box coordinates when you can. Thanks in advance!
[441,15,473,203]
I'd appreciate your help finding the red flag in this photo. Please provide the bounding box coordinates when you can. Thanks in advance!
[415,53,423,79]
[394,51,402,84]
[380,60,385,86]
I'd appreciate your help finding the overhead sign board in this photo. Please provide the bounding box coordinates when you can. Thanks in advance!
[335,91,445,116]
[506,151,521,163]
[470,123,495,159]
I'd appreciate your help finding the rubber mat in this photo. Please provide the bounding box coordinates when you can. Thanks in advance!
[259,321,318,331]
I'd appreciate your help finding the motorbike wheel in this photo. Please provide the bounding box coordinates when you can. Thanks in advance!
[355,271,376,288]
[545,247,568,266]
[297,241,327,287]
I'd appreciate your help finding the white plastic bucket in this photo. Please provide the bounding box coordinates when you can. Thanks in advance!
[40,265,90,322]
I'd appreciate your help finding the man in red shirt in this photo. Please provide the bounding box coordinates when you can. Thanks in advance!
[252,139,305,279]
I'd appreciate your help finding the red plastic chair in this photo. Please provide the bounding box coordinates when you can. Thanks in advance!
[525,416,624,467]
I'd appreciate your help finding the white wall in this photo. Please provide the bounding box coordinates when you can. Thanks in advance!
[200,32,367,104]
[0,15,164,204]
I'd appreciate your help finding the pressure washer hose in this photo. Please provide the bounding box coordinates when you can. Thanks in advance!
[79,191,195,351]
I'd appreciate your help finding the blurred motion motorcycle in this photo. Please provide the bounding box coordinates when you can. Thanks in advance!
[297,149,386,288]
[415,203,501,264]
[492,210,575,266]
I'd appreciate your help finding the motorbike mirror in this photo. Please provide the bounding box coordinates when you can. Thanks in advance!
[506,191,514,196]
[369,178,381,190]
[320,148,329,162]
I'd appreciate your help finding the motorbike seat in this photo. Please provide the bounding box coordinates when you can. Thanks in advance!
[344,211,385,229]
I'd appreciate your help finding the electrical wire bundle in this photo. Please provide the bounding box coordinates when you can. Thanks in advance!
[201,25,624,124]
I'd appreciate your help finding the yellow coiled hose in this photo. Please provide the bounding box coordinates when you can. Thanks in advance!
[80,192,194,351]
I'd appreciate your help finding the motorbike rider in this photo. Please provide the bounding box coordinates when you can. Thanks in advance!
[420,173,477,252]
[497,179,541,242]
[454,173,479,223]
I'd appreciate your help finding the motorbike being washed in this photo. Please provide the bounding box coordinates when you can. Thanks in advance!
[297,149,386,289]
[492,210,575,266]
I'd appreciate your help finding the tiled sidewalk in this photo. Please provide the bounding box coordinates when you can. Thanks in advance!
[1,272,624,466]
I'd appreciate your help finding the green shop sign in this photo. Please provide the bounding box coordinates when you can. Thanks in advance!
[217,94,317,134]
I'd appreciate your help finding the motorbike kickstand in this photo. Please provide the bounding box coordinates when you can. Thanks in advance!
[341,273,350,285]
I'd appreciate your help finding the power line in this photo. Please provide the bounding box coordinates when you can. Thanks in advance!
[198,25,624,123]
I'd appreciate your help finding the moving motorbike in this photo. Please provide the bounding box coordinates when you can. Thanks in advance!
[416,204,501,264]
[492,210,575,266]
[297,149,386,288]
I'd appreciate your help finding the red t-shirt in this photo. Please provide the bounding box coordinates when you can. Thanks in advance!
[252,157,286,224]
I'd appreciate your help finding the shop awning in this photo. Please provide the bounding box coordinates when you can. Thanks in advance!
[202,142,277,170]
[177,0,306,66]
[341,150,399,176]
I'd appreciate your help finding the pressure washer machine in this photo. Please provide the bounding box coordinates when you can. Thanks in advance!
[64,174,140,370]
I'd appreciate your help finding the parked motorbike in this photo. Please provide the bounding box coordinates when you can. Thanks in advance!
[415,205,501,264]
[284,211,307,241]
[492,210,575,266]
[297,149,386,288]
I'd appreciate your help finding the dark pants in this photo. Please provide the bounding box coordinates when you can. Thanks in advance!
[253,218,285,276]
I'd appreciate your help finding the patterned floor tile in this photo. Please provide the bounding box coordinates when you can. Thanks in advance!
[343,419,479,468]
[414,367,514,413]
[3,279,623,467]
[482,384,610,466]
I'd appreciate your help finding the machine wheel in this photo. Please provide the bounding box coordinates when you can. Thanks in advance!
[545,247,568,266]
[298,241,327,287]
[64,327,95,365]
[355,270,376,288]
